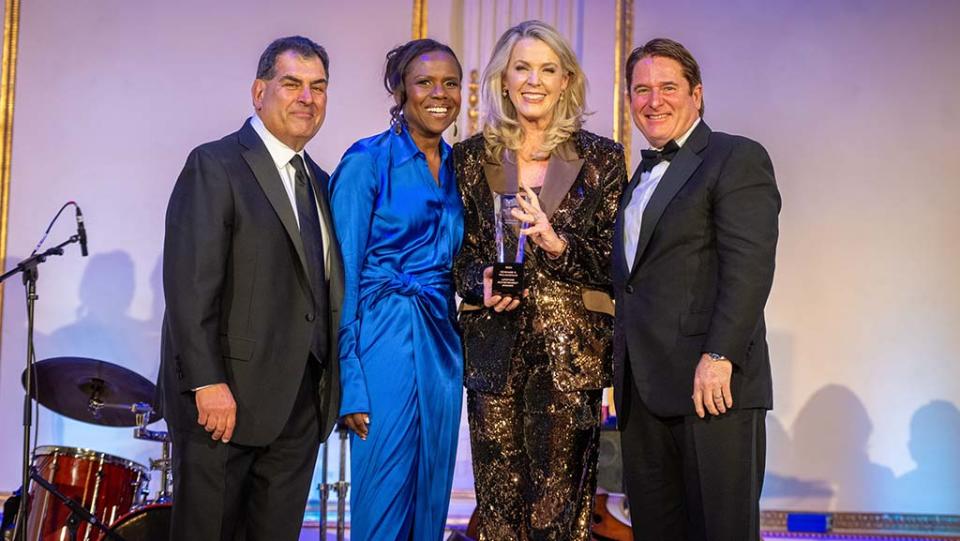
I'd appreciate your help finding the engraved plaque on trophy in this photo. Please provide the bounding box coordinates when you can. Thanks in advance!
[492,193,526,297]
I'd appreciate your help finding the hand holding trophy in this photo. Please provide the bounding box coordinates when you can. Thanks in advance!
[511,183,567,258]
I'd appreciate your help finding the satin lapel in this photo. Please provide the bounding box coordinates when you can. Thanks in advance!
[538,142,584,219]
[482,152,517,195]
[628,122,710,279]
[614,166,645,279]
[238,121,310,278]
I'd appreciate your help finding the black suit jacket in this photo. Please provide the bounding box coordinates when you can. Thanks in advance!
[612,120,780,419]
[160,119,343,446]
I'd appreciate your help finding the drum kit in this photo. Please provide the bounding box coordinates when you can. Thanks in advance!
[13,356,172,541]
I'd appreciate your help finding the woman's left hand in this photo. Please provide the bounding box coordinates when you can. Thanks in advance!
[512,184,567,258]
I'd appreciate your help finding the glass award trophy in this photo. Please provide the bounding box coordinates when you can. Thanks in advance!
[492,193,527,297]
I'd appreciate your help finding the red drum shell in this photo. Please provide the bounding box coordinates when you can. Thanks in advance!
[26,446,149,541]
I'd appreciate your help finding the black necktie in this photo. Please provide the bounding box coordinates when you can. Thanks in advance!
[290,154,329,361]
[639,140,681,173]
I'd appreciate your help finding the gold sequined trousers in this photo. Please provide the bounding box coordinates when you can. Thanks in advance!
[467,326,602,541]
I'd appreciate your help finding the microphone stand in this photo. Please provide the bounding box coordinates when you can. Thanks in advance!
[0,233,83,541]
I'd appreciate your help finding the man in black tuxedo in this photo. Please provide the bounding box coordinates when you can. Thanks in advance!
[613,38,780,541]
[159,36,342,541]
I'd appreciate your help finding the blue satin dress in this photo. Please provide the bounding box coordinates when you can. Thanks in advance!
[329,126,464,541]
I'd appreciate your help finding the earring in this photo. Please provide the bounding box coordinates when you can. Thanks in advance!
[391,110,403,134]
[560,91,565,101]
[453,123,459,137]
[502,88,508,97]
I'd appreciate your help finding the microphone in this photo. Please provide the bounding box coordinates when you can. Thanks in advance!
[76,206,89,257]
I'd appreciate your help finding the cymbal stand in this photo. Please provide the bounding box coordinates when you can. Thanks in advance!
[318,437,329,538]
[336,426,349,541]
[131,403,172,502]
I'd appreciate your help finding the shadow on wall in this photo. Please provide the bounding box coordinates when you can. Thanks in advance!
[889,400,960,513]
[762,384,892,510]
[763,384,960,514]
[39,250,162,463]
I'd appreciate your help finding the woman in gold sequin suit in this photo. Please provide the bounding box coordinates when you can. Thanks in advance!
[453,20,627,541]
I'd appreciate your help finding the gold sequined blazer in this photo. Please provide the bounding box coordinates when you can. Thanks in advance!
[453,130,627,393]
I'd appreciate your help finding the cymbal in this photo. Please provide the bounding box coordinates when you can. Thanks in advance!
[22,357,162,427]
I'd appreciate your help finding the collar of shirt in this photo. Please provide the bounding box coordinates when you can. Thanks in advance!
[250,114,307,173]
[390,123,451,168]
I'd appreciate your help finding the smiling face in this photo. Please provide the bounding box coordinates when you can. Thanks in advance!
[503,37,569,129]
[400,50,462,143]
[252,50,328,151]
[629,55,702,148]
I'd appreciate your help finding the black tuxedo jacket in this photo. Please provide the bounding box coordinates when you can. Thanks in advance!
[160,119,343,445]
[612,120,780,419]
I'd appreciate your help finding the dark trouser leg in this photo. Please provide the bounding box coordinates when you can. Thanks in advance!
[468,386,527,541]
[620,376,688,541]
[170,428,253,541]
[169,359,321,541]
[243,359,322,541]
[523,363,601,541]
[683,407,766,541]
[621,371,766,541]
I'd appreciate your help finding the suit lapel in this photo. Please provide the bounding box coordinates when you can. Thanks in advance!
[238,120,311,280]
[538,140,584,219]
[628,121,710,278]
[483,152,516,195]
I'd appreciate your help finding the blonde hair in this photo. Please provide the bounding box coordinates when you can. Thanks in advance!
[481,20,587,162]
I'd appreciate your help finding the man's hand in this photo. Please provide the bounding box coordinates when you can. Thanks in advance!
[482,266,525,312]
[195,383,237,443]
[342,413,370,440]
[691,354,734,418]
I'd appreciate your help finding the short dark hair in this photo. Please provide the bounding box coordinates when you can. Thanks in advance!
[383,39,462,127]
[626,38,704,116]
[256,36,329,80]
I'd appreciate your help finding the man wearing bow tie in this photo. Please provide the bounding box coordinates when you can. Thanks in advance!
[612,38,781,541]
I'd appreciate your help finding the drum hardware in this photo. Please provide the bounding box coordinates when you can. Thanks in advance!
[131,403,172,504]
[318,436,329,536]
[16,357,171,540]
[317,425,350,541]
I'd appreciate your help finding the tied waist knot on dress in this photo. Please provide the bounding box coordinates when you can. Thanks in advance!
[361,267,454,319]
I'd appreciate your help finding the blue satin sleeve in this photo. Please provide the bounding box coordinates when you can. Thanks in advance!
[329,146,377,416]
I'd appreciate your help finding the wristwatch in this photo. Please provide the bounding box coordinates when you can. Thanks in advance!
[706,352,728,362]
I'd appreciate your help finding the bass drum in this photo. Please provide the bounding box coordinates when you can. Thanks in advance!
[99,503,171,541]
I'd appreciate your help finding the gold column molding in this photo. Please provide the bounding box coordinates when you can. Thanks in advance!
[613,0,633,166]
[0,0,22,338]
[467,69,479,137]
[412,0,428,39]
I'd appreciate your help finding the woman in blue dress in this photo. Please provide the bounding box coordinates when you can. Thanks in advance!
[328,39,464,541]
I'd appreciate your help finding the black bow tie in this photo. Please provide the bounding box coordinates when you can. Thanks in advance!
[640,140,681,173]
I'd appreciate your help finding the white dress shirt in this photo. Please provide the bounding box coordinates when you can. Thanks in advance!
[250,114,332,270]
[623,118,701,270]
